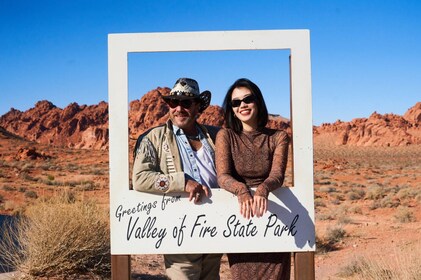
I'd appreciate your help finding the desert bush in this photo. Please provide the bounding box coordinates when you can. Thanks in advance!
[314,198,326,207]
[379,194,400,208]
[339,243,421,279]
[365,185,385,200]
[316,225,346,254]
[325,225,346,244]
[21,163,34,172]
[315,235,336,253]
[3,185,16,192]
[348,205,363,215]
[0,194,4,203]
[346,190,364,201]
[394,206,416,223]
[316,213,334,221]
[320,186,336,193]
[24,190,38,199]
[368,201,380,210]
[396,186,415,201]
[20,172,37,182]
[0,194,110,279]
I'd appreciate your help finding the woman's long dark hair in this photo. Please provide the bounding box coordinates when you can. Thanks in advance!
[222,78,269,133]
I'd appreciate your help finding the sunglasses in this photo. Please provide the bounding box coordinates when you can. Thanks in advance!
[231,95,256,108]
[166,99,195,109]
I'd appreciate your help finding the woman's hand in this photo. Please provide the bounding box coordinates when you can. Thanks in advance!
[238,192,254,219]
[252,195,267,218]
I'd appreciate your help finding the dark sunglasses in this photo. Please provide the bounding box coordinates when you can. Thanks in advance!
[231,95,256,108]
[166,99,195,109]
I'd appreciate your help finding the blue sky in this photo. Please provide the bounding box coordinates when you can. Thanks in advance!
[1,0,420,125]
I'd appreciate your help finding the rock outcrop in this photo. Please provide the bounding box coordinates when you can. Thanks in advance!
[314,103,421,147]
[0,88,419,149]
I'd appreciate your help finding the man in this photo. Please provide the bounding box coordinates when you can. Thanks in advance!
[132,78,221,280]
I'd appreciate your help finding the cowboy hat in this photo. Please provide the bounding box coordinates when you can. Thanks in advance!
[162,78,211,112]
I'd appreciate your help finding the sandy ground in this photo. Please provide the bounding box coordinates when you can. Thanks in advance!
[0,135,420,279]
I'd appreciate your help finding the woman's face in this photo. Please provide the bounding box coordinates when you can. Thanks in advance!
[231,87,258,130]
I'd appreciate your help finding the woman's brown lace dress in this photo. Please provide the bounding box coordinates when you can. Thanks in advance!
[215,127,291,280]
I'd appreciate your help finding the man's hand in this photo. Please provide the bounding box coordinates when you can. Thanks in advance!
[185,179,209,204]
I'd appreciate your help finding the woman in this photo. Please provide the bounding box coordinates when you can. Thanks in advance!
[215,78,291,280]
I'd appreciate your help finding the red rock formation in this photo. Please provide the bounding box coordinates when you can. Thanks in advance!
[0,88,419,148]
[14,146,51,161]
[314,103,421,147]
[0,100,108,150]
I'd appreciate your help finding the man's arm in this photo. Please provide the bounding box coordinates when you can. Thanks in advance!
[132,136,185,193]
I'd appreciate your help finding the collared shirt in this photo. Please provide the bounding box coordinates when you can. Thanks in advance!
[173,124,218,188]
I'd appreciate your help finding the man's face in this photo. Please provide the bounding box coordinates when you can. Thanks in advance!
[167,98,201,130]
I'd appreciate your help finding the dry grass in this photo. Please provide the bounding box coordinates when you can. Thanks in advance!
[339,242,421,279]
[0,192,111,279]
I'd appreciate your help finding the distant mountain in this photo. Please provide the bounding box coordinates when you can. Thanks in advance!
[0,88,419,149]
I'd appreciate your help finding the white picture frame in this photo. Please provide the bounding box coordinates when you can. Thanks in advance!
[108,30,314,254]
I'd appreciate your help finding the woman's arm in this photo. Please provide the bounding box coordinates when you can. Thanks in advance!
[215,129,253,219]
[255,130,290,198]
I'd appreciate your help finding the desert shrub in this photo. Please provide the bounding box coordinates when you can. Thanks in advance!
[314,198,326,207]
[379,194,400,208]
[368,201,380,210]
[320,186,336,193]
[18,187,26,193]
[394,206,416,223]
[348,205,363,215]
[338,258,368,277]
[0,194,4,203]
[316,225,346,254]
[21,163,34,172]
[315,235,336,253]
[365,185,385,200]
[337,214,352,225]
[47,174,55,181]
[395,186,415,201]
[3,185,16,192]
[325,225,346,244]
[0,195,110,278]
[24,190,38,199]
[75,182,96,191]
[346,190,364,201]
[339,243,421,279]
[20,172,37,182]
[316,213,334,221]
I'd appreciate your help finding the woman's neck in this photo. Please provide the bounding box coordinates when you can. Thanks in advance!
[242,122,258,132]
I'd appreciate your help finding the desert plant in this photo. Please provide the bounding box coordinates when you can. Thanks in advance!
[394,206,416,223]
[3,185,16,192]
[0,194,110,278]
[325,225,346,244]
[339,243,421,279]
[24,190,38,199]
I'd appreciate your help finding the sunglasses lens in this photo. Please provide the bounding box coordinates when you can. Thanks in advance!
[167,99,193,109]
[180,100,193,108]
[243,95,255,104]
[231,95,255,108]
[231,99,241,108]
[167,99,179,108]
